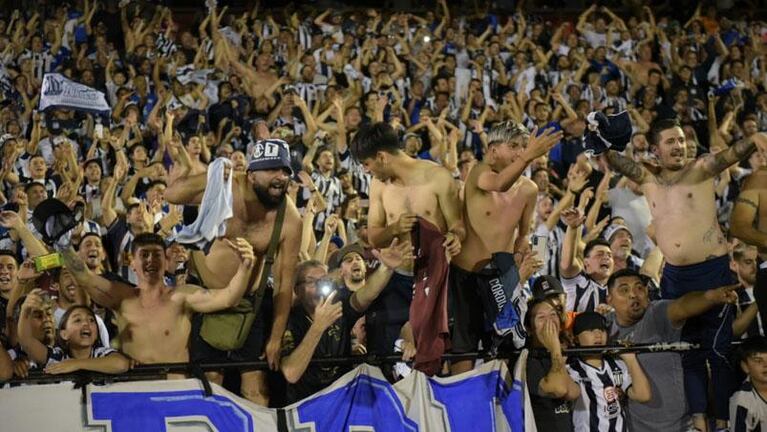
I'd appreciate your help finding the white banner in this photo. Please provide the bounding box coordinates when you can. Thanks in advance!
[0,358,532,431]
[39,73,111,114]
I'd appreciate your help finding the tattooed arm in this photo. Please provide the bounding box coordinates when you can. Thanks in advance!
[697,137,757,179]
[605,151,650,185]
[60,248,134,310]
[731,189,767,250]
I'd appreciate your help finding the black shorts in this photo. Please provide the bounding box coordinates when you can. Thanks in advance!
[190,289,273,371]
[448,264,491,354]
[365,272,413,355]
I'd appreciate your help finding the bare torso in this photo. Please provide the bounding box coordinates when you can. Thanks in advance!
[116,288,191,364]
[643,167,728,265]
[378,162,450,271]
[742,169,767,232]
[453,164,535,271]
[193,173,293,291]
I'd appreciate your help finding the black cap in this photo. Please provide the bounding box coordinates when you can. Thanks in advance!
[32,198,78,246]
[531,275,565,302]
[572,311,608,336]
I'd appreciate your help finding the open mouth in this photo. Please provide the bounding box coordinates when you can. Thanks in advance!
[80,328,93,338]
[0,276,10,284]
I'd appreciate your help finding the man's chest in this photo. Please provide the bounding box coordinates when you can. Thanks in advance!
[381,184,439,222]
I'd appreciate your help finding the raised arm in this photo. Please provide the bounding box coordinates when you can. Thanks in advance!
[0,211,48,257]
[178,238,254,313]
[559,207,585,279]
[350,239,413,312]
[17,290,50,365]
[477,127,563,193]
[605,150,651,184]
[60,248,134,311]
[697,133,765,179]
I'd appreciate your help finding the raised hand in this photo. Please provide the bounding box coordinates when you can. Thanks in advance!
[225,237,255,269]
[524,127,564,161]
[310,291,343,332]
[561,207,585,228]
[518,250,544,282]
[372,238,414,270]
[0,210,22,230]
[324,214,340,235]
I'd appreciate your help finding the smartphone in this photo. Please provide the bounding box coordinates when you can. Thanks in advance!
[35,253,63,272]
[94,123,104,139]
[531,235,548,263]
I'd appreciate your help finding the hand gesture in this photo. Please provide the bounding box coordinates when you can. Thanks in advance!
[595,303,614,316]
[17,258,41,281]
[297,171,314,189]
[395,213,417,235]
[525,127,564,161]
[324,214,340,235]
[311,291,343,332]
[21,289,46,314]
[578,187,594,209]
[225,237,254,269]
[0,210,22,230]
[372,238,414,270]
[703,284,740,305]
[539,319,562,354]
[561,207,585,228]
[518,250,544,282]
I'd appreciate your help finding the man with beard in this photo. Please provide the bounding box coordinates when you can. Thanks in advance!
[350,122,464,358]
[450,121,562,374]
[62,233,256,378]
[165,138,301,406]
[604,118,767,431]
[605,268,740,432]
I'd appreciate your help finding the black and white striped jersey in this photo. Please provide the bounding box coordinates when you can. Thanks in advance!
[568,357,632,432]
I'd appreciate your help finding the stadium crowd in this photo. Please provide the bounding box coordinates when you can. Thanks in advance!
[3,0,767,430]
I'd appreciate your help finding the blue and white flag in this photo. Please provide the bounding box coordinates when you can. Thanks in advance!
[0,359,535,431]
[39,73,111,115]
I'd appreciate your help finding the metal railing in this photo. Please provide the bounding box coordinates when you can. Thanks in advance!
[4,341,704,388]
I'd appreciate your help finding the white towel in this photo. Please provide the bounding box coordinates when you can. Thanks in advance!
[176,158,233,250]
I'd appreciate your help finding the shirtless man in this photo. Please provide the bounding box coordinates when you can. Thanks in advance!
[450,122,562,374]
[350,122,464,356]
[165,139,301,405]
[731,165,767,256]
[605,117,767,431]
[61,233,255,373]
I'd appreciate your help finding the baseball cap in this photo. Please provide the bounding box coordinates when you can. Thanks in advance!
[572,311,608,336]
[531,275,565,302]
[603,224,632,242]
[328,243,365,270]
[247,139,293,175]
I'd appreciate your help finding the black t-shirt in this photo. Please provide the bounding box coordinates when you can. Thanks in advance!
[280,287,362,404]
[526,354,574,432]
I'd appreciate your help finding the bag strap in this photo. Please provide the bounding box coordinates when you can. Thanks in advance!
[251,199,287,301]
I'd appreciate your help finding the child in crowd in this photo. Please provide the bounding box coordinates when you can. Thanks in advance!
[731,336,767,432]
[567,311,652,432]
[18,290,130,375]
